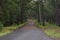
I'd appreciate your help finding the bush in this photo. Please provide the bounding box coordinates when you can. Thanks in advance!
[0,22,3,31]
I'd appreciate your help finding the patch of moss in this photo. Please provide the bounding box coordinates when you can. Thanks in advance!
[45,30,60,37]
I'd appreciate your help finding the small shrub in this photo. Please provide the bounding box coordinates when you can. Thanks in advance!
[0,22,3,31]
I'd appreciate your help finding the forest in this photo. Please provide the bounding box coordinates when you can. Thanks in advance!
[0,0,60,40]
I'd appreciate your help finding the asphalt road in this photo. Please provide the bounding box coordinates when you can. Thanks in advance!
[0,19,53,40]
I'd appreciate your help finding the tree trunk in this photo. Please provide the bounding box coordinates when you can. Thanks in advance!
[38,0,45,26]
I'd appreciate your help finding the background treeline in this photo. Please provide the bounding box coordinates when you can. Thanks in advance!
[0,0,60,30]
[0,0,32,30]
[0,0,31,27]
[35,0,60,26]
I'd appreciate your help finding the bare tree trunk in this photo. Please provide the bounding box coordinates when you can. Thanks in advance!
[20,0,24,23]
[0,1,2,19]
[38,0,42,24]
[56,0,60,26]
[38,0,45,26]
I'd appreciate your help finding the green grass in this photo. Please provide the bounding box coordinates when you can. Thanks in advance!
[36,21,60,38]
[45,30,60,37]
[0,22,27,37]
[0,31,11,37]
[37,22,60,29]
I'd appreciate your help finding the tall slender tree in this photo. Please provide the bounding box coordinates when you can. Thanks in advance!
[38,0,45,26]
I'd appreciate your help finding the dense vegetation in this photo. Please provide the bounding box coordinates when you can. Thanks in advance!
[0,0,31,28]
[0,0,60,32]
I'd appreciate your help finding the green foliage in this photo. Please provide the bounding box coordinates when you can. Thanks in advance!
[0,0,32,31]
[0,22,27,37]
[43,0,55,17]
[36,20,60,37]
[0,22,3,31]
[1,0,20,26]
[45,30,60,37]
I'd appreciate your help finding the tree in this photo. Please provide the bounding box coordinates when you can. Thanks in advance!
[38,0,45,26]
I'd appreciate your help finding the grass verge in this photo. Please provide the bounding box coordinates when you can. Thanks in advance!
[0,22,27,37]
[45,30,60,37]
[36,21,60,38]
